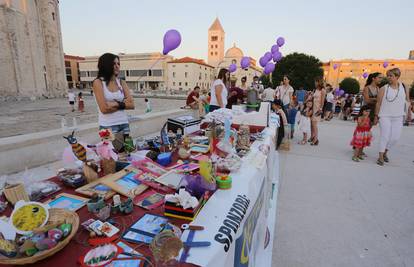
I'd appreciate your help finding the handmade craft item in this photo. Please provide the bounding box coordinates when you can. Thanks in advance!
[79,243,122,267]
[156,170,183,189]
[132,159,167,177]
[86,194,105,213]
[133,190,164,210]
[199,156,215,184]
[236,124,250,151]
[150,230,183,265]
[215,175,232,189]
[45,193,88,212]
[63,130,87,162]
[3,183,30,205]
[97,129,118,175]
[100,166,148,198]
[75,179,115,200]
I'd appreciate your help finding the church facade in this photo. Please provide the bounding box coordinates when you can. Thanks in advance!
[0,0,67,99]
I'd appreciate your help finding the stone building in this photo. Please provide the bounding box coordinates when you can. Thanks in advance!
[64,54,85,89]
[217,44,262,86]
[323,52,414,90]
[167,57,215,92]
[79,53,172,91]
[0,0,67,98]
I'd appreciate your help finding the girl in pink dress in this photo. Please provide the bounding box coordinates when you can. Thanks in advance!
[350,105,372,162]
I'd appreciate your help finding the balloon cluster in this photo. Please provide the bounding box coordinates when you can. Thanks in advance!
[259,36,286,75]
[334,88,345,97]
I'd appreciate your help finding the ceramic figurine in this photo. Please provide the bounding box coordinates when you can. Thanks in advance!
[48,228,63,241]
[63,130,87,162]
[119,198,133,214]
[0,238,17,258]
[59,223,72,238]
[87,194,105,213]
[35,238,57,251]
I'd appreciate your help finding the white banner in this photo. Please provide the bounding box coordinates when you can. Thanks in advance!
[179,128,278,267]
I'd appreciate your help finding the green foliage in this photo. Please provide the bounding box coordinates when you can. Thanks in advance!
[271,52,323,91]
[339,77,360,95]
[260,75,273,88]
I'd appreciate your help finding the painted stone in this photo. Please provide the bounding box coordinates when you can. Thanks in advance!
[35,238,57,251]
[59,223,72,238]
[48,228,63,241]
[19,240,38,256]
[30,232,45,243]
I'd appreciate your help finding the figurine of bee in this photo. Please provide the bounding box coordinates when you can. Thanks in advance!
[63,130,87,162]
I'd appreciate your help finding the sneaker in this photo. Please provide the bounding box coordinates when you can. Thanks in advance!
[352,156,360,162]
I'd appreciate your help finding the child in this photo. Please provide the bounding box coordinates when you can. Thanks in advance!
[78,92,84,112]
[286,101,298,139]
[350,105,372,162]
[68,90,75,112]
[351,96,362,121]
[272,99,287,149]
[298,100,313,145]
[145,98,151,113]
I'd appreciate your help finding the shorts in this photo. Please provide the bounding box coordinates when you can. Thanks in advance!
[69,101,74,105]
[99,123,130,135]
[325,102,333,112]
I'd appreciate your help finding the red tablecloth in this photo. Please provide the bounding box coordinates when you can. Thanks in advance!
[1,177,196,267]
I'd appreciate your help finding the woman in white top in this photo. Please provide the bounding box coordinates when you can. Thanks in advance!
[92,53,135,137]
[275,75,294,109]
[209,68,229,112]
[374,68,411,166]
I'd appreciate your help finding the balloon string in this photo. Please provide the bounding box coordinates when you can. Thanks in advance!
[135,56,164,82]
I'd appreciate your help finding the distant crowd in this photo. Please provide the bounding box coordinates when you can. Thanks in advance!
[184,67,413,165]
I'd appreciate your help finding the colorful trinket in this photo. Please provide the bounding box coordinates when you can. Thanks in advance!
[59,223,72,238]
[48,228,63,241]
[35,237,57,251]
[215,175,232,189]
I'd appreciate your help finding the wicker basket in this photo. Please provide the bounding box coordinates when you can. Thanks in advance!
[3,183,30,205]
[0,208,79,265]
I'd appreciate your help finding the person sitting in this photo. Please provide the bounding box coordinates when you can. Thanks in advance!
[185,86,200,109]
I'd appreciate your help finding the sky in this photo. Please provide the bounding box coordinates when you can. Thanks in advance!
[60,0,414,62]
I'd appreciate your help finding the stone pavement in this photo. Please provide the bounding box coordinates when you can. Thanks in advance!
[272,118,414,267]
[0,95,185,138]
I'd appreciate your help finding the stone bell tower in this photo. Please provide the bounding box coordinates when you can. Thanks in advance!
[208,17,225,68]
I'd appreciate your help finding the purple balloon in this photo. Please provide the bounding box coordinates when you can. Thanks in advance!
[259,56,268,68]
[264,52,272,61]
[276,37,285,47]
[362,72,368,79]
[383,61,389,68]
[229,63,237,73]
[339,89,345,96]
[264,62,275,75]
[333,63,338,70]
[272,51,282,62]
[271,44,279,54]
[162,29,181,55]
[240,57,250,69]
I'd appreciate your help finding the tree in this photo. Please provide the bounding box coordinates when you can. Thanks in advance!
[339,77,360,95]
[260,75,273,88]
[271,52,323,91]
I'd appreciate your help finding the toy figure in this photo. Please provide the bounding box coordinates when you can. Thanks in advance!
[63,130,86,162]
